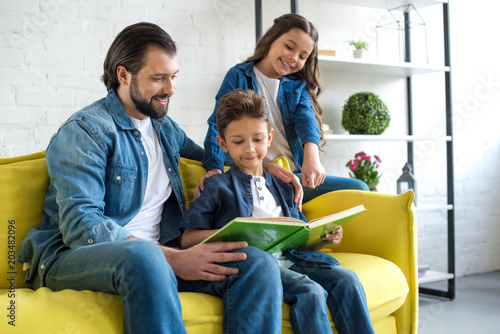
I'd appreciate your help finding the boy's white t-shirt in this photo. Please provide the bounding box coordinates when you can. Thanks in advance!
[125,117,172,244]
[254,66,299,172]
[250,175,295,268]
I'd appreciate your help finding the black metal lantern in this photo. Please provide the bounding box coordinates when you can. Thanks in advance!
[397,162,416,200]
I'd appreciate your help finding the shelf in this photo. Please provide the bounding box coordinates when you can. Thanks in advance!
[419,270,454,284]
[324,134,452,142]
[416,204,453,212]
[325,0,448,9]
[319,56,450,77]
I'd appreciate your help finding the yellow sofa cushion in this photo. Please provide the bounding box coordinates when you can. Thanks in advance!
[0,152,49,289]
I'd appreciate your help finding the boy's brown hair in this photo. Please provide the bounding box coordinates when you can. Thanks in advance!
[216,89,270,139]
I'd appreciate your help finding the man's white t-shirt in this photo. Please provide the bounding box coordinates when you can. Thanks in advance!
[125,117,172,243]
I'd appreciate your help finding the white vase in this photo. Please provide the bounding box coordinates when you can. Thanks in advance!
[353,49,365,59]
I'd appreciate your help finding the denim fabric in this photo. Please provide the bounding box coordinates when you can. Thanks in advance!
[18,90,204,289]
[44,240,186,334]
[177,246,283,334]
[284,261,375,334]
[181,165,306,231]
[202,61,321,172]
[183,166,374,333]
[285,248,340,268]
[295,173,370,203]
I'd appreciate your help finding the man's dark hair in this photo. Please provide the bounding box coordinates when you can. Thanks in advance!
[102,22,176,92]
[216,89,270,139]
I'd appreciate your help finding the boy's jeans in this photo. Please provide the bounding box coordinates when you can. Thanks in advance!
[177,246,283,334]
[281,261,375,334]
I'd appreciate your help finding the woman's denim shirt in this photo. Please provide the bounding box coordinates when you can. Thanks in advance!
[202,61,321,172]
[181,166,306,231]
[17,90,203,289]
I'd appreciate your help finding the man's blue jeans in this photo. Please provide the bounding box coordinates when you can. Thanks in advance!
[44,241,282,334]
[281,261,375,334]
[296,173,369,203]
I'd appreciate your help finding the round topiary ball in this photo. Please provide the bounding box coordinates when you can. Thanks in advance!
[341,92,391,135]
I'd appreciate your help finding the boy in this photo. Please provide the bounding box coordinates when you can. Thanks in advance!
[181,89,374,334]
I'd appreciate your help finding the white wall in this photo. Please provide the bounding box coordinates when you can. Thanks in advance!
[1,0,499,277]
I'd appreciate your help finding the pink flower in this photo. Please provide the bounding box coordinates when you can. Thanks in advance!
[350,160,359,170]
[355,151,366,159]
[374,155,382,162]
[364,155,371,161]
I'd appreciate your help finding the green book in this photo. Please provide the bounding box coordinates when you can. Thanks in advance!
[200,205,366,254]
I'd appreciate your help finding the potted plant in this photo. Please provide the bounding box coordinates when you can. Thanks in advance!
[341,91,391,135]
[346,152,382,191]
[348,40,369,59]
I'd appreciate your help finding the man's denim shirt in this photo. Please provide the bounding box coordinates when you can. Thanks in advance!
[181,166,305,231]
[202,61,321,172]
[17,90,203,289]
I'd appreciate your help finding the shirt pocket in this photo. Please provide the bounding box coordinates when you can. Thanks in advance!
[104,162,138,217]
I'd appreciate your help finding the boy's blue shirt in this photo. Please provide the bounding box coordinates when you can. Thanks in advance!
[202,61,321,172]
[181,165,306,231]
[182,165,340,269]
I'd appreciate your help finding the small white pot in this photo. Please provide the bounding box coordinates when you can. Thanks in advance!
[353,49,365,59]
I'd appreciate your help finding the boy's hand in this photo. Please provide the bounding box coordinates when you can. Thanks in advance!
[321,227,343,245]
[194,168,222,199]
[160,241,248,281]
[264,161,303,212]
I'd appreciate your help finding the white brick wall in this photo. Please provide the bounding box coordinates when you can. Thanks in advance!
[1,0,499,277]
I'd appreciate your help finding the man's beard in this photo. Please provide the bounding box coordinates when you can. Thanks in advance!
[129,75,169,119]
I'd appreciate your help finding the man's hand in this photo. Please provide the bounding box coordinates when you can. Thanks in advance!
[193,168,222,199]
[160,241,248,281]
[264,161,303,212]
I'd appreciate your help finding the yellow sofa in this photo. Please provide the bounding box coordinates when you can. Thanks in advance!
[0,151,418,333]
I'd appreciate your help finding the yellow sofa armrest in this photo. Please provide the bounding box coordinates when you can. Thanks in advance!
[302,190,418,334]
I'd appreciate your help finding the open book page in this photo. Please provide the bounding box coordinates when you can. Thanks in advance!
[307,205,366,228]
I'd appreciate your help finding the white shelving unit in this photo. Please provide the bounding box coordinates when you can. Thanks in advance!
[254,0,455,299]
[318,56,450,77]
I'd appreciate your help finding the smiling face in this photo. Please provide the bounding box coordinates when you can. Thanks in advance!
[217,117,273,176]
[256,28,315,79]
[117,47,179,120]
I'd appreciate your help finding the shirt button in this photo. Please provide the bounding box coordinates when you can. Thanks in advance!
[141,152,145,155]
[247,189,252,193]
[40,264,45,270]
[88,239,94,244]
[256,178,261,182]
[116,176,122,181]
[258,187,262,190]
[168,168,172,172]
[260,196,264,200]
[134,131,139,136]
